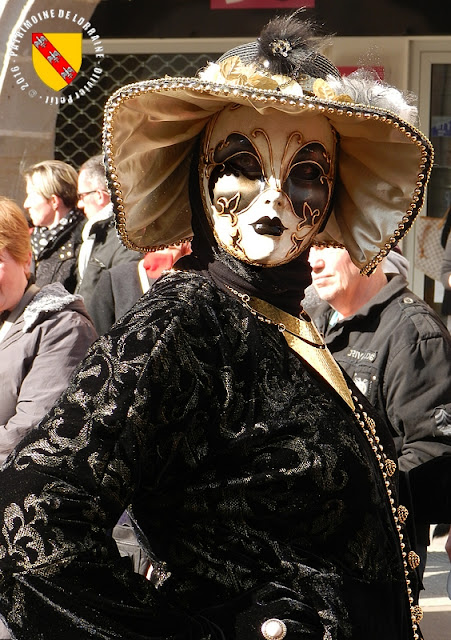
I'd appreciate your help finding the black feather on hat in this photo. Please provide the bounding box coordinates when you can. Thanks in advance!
[256,12,340,80]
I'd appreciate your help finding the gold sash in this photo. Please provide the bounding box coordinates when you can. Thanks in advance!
[248,296,355,411]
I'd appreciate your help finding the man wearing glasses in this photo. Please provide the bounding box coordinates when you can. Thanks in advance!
[76,154,139,328]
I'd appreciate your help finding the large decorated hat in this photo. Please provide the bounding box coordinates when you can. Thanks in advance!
[103,12,433,274]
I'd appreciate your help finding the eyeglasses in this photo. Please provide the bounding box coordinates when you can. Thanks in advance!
[77,190,98,200]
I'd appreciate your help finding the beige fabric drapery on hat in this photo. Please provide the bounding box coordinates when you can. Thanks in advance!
[103,13,433,275]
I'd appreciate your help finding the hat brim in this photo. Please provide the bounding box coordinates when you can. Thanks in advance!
[103,77,433,272]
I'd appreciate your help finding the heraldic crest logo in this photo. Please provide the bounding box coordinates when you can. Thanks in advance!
[8,9,104,105]
[32,33,82,91]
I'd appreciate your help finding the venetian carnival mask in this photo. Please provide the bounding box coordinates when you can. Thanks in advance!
[200,104,337,266]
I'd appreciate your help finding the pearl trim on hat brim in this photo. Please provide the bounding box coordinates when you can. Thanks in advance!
[103,77,433,274]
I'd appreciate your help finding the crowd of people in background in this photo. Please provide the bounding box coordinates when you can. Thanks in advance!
[16,155,189,336]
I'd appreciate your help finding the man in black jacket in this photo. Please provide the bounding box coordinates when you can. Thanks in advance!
[75,155,139,323]
[307,244,451,576]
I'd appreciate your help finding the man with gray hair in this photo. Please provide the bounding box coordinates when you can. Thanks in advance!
[306,244,451,578]
[76,154,139,327]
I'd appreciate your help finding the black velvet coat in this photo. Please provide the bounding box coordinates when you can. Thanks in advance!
[0,270,421,639]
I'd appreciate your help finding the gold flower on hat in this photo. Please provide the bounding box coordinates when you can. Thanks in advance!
[201,59,355,103]
[200,58,304,96]
[220,56,281,89]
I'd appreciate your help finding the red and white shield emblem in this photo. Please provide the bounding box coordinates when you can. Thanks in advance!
[32,33,82,91]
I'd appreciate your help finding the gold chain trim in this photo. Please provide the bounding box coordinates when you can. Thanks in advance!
[226,287,355,411]
[226,287,422,639]
[352,397,422,639]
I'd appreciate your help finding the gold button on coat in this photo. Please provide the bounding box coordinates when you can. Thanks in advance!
[385,458,397,476]
[397,505,409,524]
[408,550,421,569]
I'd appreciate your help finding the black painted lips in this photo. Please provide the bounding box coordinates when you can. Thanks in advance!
[251,216,287,236]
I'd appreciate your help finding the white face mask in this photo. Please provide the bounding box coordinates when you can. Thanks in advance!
[200,104,337,266]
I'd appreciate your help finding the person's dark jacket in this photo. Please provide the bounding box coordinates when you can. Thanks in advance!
[441,233,451,315]
[32,210,85,294]
[75,212,140,318]
[88,260,150,335]
[309,273,451,472]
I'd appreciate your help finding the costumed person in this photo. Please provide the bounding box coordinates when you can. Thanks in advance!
[0,13,435,640]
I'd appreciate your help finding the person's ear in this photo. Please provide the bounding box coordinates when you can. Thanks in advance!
[49,194,60,211]
[98,189,110,206]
